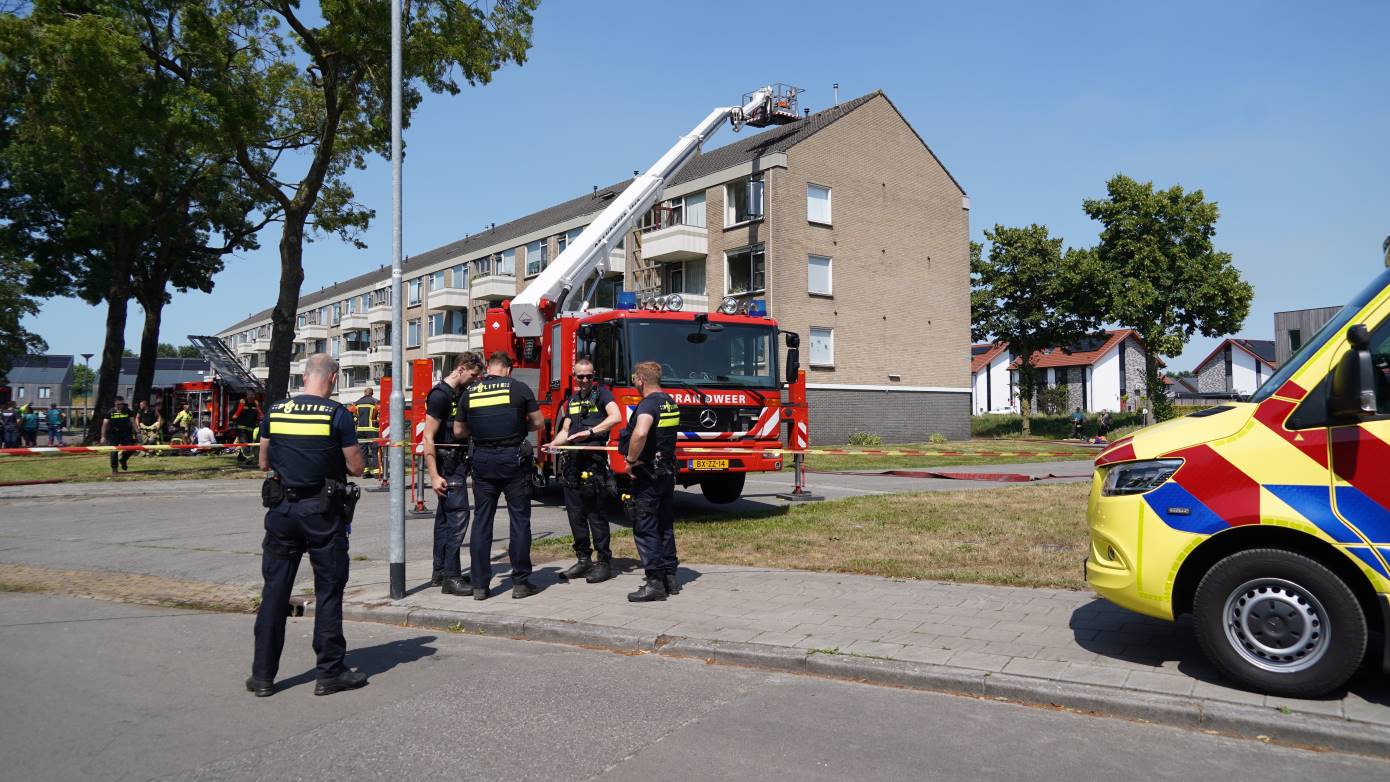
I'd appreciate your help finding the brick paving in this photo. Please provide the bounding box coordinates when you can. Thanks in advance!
[344,560,1390,728]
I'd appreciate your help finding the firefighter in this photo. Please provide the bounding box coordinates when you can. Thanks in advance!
[232,394,263,466]
[452,352,544,600]
[172,403,195,443]
[620,360,682,602]
[136,399,163,455]
[352,388,380,477]
[546,358,622,584]
[248,353,366,698]
[423,354,482,594]
[102,396,136,474]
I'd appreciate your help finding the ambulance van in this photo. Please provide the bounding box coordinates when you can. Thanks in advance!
[1087,249,1390,697]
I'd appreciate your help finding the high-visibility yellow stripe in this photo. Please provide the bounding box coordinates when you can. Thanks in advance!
[269,421,332,436]
[271,412,332,421]
[470,388,509,399]
[469,396,511,409]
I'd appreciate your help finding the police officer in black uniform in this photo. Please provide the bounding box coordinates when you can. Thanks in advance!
[423,353,482,593]
[246,354,367,698]
[102,396,136,474]
[353,388,380,477]
[546,357,622,584]
[620,360,682,602]
[453,351,544,599]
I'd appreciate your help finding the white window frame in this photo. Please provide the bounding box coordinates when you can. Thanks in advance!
[525,240,547,278]
[723,245,766,296]
[724,175,764,227]
[809,326,835,368]
[430,271,444,291]
[406,319,421,348]
[428,312,444,337]
[38,386,51,399]
[499,248,516,276]
[408,278,422,306]
[807,183,832,225]
[451,263,466,288]
[808,254,833,296]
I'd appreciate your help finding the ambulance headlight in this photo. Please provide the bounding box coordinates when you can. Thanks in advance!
[718,296,740,315]
[1102,459,1182,496]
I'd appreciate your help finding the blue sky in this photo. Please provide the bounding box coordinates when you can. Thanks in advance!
[25,0,1390,374]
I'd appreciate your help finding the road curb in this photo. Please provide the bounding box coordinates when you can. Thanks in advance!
[317,599,1390,756]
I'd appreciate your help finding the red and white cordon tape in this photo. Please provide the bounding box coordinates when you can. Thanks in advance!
[0,443,256,456]
[544,445,1088,457]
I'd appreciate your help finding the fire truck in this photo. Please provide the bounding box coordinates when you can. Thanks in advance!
[485,85,811,504]
[174,335,267,442]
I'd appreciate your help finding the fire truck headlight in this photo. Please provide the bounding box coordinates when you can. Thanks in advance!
[664,294,684,312]
[719,296,740,315]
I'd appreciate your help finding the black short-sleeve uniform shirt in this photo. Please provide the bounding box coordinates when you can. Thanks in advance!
[559,385,616,433]
[455,375,537,445]
[621,393,679,464]
[261,395,358,488]
[107,407,134,440]
[138,408,159,426]
[425,381,459,447]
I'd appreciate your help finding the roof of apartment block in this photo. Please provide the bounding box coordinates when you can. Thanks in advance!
[225,89,955,334]
[1007,329,1142,370]
[1193,337,1277,372]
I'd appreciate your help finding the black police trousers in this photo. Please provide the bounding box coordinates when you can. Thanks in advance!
[561,454,611,562]
[631,472,677,578]
[252,496,349,682]
[109,435,133,470]
[470,445,532,586]
[433,459,470,578]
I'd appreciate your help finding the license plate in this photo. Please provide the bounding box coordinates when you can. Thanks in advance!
[689,459,728,470]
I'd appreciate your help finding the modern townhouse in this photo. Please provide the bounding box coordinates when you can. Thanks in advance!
[218,90,972,442]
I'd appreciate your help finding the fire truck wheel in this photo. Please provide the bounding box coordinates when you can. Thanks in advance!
[699,473,745,505]
[1192,548,1366,698]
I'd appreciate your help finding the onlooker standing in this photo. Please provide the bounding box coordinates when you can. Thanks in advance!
[0,401,18,448]
[20,403,40,447]
[1097,410,1113,443]
[46,404,65,446]
[1070,407,1085,440]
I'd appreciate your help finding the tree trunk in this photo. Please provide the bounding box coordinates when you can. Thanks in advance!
[1144,352,1168,425]
[132,294,165,406]
[88,260,132,444]
[266,211,307,403]
[1017,363,1036,436]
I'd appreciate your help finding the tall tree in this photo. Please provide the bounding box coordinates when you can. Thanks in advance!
[0,255,46,378]
[971,227,1105,434]
[0,2,266,438]
[152,0,538,401]
[1084,174,1253,422]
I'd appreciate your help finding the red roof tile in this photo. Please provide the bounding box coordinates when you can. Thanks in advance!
[970,342,1009,374]
[1009,329,1140,369]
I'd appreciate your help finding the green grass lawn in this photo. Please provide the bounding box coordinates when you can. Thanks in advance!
[0,452,260,484]
[802,438,1096,472]
[536,481,1093,590]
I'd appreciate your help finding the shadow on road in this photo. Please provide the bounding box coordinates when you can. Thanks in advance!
[273,635,440,692]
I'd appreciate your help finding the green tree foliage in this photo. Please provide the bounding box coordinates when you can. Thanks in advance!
[1084,175,1252,421]
[0,1,264,436]
[71,363,95,397]
[156,342,203,358]
[971,226,1104,434]
[149,0,538,400]
[0,255,45,378]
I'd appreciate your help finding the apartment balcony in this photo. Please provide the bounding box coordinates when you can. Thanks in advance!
[339,312,369,331]
[235,341,256,355]
[369,345,392,364]
[297,323,329,341]
[471,274,516,301]
[664,293,709,312]
[429,287,469,310]
[338,350,369,369]
[367,303,392,324]
[336,385,369,404]
[252,335,272,351]
[470,327,485,348]
[640,222,706,263]
[290,359,306,376]
[608,246,626,275]
[250,366,270,381]
[427,333,470,356]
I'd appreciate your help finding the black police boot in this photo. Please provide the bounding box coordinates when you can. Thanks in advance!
[472,581,489,600]
[559,556,592,581]
[314,670,368,696]
[627,575,668,603]
[664,572,682,595]
[585,560,613,584]
[245,676,274,697]
[511,580,539,599]
[441,576,472,596]
[431,570,443,587]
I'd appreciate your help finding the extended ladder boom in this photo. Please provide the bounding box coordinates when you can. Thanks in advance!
[509,86,793,337]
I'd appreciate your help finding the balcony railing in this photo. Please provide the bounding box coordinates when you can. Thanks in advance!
[339,312,369,330]
[367,303,392,324]
[640,219,707,263]
[296,323,329,341]
[427,332,470,356]
[369,344,392,363]
[471,274,516,301]
[428,286,469,310]
[338,350,369,368]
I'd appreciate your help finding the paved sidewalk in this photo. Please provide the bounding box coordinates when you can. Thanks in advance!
[327,559,1390,752]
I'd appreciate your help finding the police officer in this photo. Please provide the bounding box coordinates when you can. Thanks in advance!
[247,353,367,698]
[423,353,482,593]
[102,396,136,474]
[353,387,380,477]
[620,360,681,602]
[546,358,621,584]
[453,351,544,599]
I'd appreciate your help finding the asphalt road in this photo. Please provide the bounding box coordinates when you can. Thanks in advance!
[0,593,1382,781]
[0,462,1089,590]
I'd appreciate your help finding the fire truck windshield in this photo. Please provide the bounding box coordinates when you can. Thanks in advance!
[622,319,778,389]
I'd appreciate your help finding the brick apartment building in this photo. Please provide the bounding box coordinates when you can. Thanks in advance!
[217,90,972,442]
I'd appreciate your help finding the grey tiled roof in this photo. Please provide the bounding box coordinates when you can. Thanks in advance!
[5,355,74,385]
[225,90,955,333]
[1235,338,1276,364]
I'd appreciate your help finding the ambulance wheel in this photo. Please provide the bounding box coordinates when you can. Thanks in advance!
[699,474,745,505]
[1192,548,1366,698]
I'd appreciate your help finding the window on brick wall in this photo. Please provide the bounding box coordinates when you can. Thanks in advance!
[408,278,422,306]
[809,327,834,367]
[525,240,547,277]
[725,176,764,225]
[407,319,421,348]
[807,183,831,225]
[725,245,765,295]
[808,254,832,296]
[663,258,706,295]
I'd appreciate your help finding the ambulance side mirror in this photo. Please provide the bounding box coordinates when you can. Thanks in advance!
[1329,324,1376,420]
[783,331,800,386]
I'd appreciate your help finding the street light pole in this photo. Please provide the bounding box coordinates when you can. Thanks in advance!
[387,0,406,600]
[80,353,93,442]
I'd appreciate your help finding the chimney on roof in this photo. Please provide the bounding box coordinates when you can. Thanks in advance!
[592,185,597,193]
[833,83,839,105]
[803,108,810,117]
[633,170,639,177]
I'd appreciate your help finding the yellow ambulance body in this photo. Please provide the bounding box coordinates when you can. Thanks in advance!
[1087,263,1390,697]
